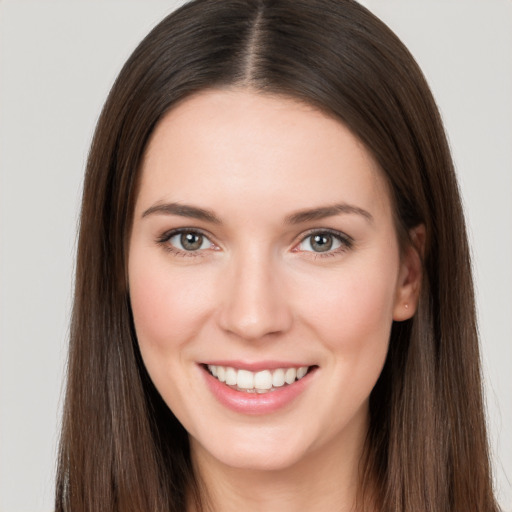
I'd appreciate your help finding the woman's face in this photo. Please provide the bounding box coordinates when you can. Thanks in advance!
[128,89,419,472]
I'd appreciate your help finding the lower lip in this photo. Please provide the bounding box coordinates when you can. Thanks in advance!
[200,366,316,415]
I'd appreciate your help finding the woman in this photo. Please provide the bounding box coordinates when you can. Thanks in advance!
[55,1,499,511]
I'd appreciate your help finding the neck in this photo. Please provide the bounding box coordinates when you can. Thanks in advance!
[188,412,373,512]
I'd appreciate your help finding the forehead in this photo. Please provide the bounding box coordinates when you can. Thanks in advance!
[137,88,391,220]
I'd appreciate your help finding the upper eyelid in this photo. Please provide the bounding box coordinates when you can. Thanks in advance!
[157,228,218,255]
[292,229,354,256]
[296,227,353,243]
[158,226,215,242]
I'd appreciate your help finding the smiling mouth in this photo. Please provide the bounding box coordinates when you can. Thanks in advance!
[204,364,315,394]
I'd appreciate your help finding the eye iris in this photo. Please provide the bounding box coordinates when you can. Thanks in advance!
[181,232,203,251]
[311,234,333,252]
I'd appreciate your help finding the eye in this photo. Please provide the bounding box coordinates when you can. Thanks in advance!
[296,230,351,254]
[166,230,214,252]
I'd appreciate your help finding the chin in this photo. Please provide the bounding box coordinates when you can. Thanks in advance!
[191,424,314,472]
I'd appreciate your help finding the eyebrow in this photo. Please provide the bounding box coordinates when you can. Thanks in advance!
[142,202,221,223]
[141,201,373,224]
[285,203,373,224]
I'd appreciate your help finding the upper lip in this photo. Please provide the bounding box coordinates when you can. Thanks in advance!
[200,360,314,372]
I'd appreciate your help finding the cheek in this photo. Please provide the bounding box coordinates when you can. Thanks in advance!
[296,261,397,429]
[128,254,216,357]
[295,251,399,391]
[305,267,396,340]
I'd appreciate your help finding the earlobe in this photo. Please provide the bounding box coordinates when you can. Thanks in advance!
[393,224,426,321]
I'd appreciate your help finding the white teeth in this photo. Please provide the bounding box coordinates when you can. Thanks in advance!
[225,367,237,386]
[207,364,310,393]
[237,369,254,389]
[216,365,226,382]
[285,367,297,384]
[254,370,272,390]
[297,366,308,379]
[272,368,285,387]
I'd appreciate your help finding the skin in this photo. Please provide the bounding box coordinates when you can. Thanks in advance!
[128,89,422,511]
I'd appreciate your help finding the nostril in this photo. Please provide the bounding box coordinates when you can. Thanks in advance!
[217,299,294,341]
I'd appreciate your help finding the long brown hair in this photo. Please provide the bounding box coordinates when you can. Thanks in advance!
[56,1,499,511]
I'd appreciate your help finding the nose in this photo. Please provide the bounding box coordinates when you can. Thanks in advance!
[217,249,293,341]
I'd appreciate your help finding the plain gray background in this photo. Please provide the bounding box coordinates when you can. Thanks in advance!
[0,1,510,510]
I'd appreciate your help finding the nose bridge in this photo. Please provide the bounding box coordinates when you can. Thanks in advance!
[218,244,292,340]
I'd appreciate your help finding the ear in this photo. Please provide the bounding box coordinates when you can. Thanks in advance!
[393,224,425,321]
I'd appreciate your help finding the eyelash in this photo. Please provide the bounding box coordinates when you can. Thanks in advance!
[156,228,216,257]
[156,228,354,258]
[294,228,354,258]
